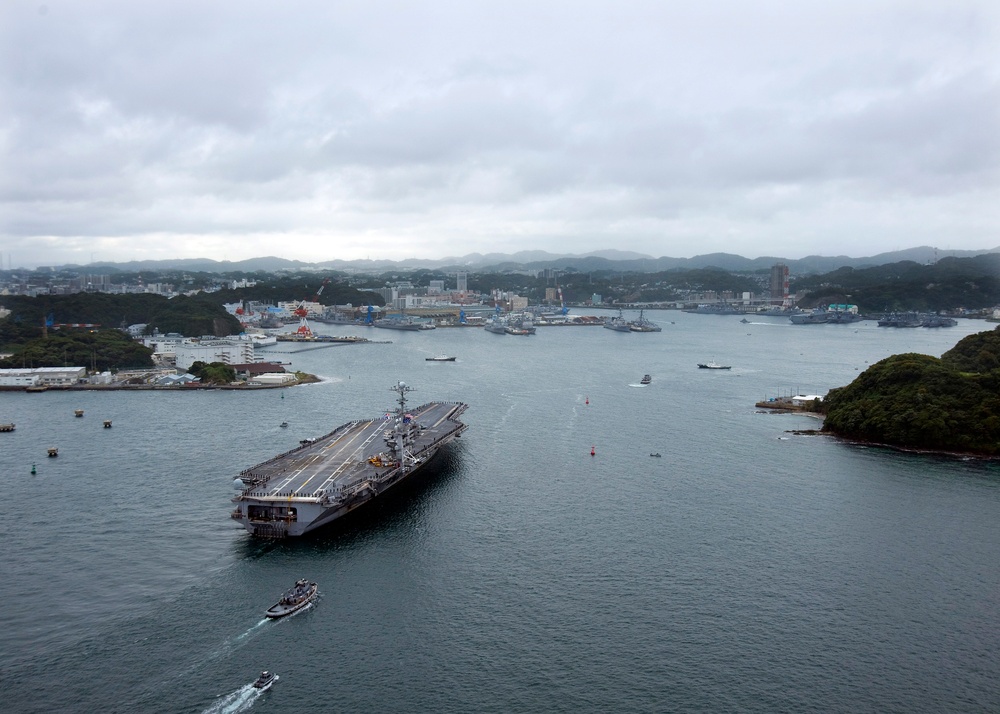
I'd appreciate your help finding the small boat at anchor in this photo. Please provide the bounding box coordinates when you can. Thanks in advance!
[650,453,661,458]
[425,355,456,361]
[265,578,317,618]
[252,670,278,690]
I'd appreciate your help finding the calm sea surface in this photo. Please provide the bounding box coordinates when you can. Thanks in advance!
[1,312,999,713]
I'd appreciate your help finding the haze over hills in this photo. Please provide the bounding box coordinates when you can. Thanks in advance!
[34,246,1000,276]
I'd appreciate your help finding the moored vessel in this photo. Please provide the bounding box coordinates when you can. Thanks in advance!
[265,578,317,618]
[629,310,662,332]
[603,310,631,332]
[484,317,508,334]
[231,382,468,537]
[372,316,424,330]
[789,309,830,324]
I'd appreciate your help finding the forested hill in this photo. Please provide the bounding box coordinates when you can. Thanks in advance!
[822,326,1000,455]
[793,254,1000,312]
[0,293,242,337]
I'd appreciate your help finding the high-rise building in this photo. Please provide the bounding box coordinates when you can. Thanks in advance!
[769,263,789,306]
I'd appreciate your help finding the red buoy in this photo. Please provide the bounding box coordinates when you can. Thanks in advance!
[590,446,595,456]
[585,396,589,405]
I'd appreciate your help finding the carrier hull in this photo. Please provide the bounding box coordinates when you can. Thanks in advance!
[231,385,467,537]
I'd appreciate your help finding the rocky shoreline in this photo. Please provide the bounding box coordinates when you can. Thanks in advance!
[1,373,321,392]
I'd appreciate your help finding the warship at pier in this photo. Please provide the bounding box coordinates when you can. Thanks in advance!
[231,382,468,537]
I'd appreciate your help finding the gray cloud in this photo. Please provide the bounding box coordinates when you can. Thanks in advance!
[2,0,998,267]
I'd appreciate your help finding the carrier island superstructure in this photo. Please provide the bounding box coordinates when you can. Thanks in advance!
[231,382,468,537]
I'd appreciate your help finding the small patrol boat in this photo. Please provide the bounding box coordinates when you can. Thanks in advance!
[265,578,317,618]
[252,670,277,690]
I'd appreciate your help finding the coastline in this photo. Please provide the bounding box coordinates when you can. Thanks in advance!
[758,398,999,459]
[0,373,321,392]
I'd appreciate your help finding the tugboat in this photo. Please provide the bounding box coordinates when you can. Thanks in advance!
[640,374,652,385]
[698,361,731,370]
[265,578,318,618]
[252,670,277,690]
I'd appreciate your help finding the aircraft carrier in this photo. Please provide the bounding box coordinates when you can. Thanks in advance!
[231,382,468,537]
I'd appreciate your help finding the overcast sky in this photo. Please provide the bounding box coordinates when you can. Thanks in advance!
[2,1,998,268]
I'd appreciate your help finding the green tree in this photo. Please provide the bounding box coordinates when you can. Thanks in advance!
[188,361,236,384]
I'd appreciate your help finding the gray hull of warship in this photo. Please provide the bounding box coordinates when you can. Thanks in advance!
[231,382,468,537]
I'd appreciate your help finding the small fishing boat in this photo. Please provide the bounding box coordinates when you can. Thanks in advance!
[425,355,456,361]
[252,670,277,691]
[265,578,318,618]
[640,374,652,384]
[279,422,289,428]
[47,447,59,457]
[650,453,661,458]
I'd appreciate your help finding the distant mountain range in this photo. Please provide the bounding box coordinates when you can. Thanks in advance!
[55,246,1000,276]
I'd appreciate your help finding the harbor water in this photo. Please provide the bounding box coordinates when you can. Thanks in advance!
[1,312,998,713]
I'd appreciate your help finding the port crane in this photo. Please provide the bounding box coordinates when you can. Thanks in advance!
[292,302,314,338]
[289,278,331,338]
[312,277,330,302]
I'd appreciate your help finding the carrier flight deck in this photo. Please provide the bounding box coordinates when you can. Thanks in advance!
[231,382,467,537]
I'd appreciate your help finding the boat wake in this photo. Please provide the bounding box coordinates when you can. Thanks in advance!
[172,617,273,685]
[200,683,264,714]
[234,618,270,641]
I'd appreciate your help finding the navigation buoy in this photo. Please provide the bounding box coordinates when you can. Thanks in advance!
[585,396,589,405]
[31,463,36,475]
[590,446,595,456]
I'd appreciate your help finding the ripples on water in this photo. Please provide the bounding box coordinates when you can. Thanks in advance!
[1,314,999,713]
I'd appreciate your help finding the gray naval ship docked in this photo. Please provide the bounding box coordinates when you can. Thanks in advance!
[231,382,468,537]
